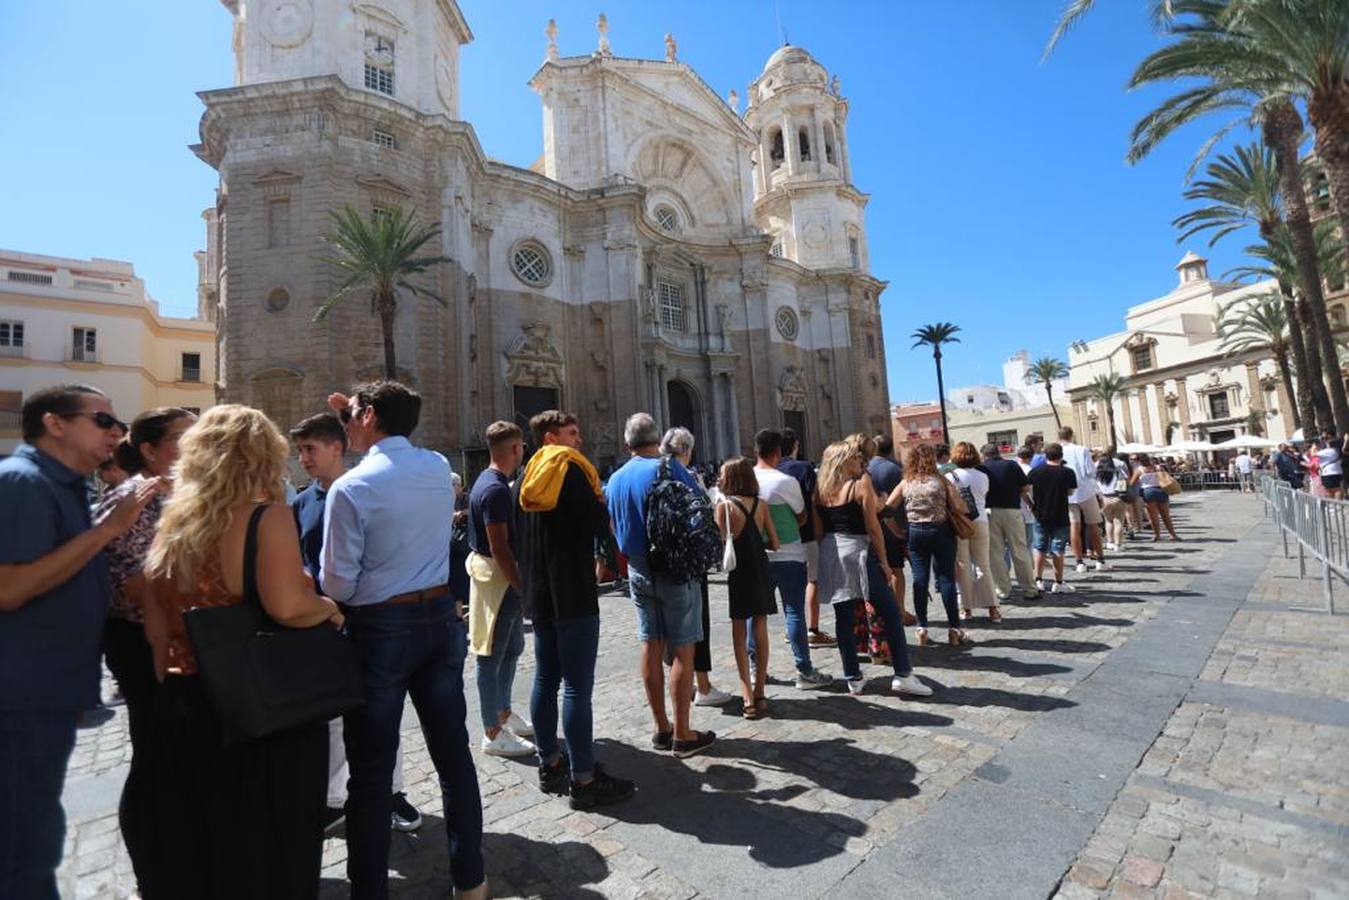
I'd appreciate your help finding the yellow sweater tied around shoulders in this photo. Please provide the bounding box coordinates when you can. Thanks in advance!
[517,445,603,513]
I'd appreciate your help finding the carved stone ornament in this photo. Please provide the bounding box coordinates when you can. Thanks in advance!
[778,365,807,412]
[503,322,565,389]
[261,0,314,48]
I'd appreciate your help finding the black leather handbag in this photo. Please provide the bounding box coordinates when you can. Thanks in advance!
[184,505,364,747]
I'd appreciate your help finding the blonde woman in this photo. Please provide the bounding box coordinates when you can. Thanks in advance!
[816,438,930,697]
[142,405,342,899]
[947,442,999,623]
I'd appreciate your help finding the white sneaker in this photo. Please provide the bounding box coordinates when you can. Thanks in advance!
[846,677,866,696]
[1034,578,1047,593]
[481,731,536,758]
[1052,581,1076,593]
[1105,542,1118,552]
[892,674,933,697]
[695,687,736,707]
[795,669,833,690]
[504,710,534,738]
[1092,559,1107,571]
[994,590,1009,601]
[1074,562,1088,574]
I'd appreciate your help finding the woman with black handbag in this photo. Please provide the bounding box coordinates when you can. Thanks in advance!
[141,405,346,899]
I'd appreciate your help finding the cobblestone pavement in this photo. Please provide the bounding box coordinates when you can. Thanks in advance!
[56,491,1347,899]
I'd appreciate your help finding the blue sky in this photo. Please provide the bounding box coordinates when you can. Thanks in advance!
[0,1,1276,402]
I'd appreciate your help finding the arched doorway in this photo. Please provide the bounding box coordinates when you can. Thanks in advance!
[667,380,699,443]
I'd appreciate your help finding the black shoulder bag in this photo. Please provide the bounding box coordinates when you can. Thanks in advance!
[184,505,364,747]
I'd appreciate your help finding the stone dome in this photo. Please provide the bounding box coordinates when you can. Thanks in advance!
[763,43,816,70]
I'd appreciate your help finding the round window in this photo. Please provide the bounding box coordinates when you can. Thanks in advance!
[266,287,290,312]
[774,306,799,341]
[654,205,679,233]
[510,240,553,287]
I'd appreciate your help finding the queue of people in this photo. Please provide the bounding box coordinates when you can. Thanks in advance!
[3,385,1186,899]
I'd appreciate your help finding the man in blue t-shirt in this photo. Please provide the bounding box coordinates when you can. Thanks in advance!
[0,384,155,898]
[606,413,714,759]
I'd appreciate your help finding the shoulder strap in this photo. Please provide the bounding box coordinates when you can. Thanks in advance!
[728,496,750,517]
[243,504,268,608]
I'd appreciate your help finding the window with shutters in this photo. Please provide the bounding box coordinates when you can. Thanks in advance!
[72,327,97,362]
[181,352,202,382]
[0,320,23,357]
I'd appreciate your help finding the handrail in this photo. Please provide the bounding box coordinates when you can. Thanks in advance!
[1253,471,1343,614]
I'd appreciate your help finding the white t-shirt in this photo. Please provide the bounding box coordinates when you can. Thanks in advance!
[1317,446,1343,477]
[1060,442,1098,504]
[1235,454,1253,475]
[946,467,990,523]
[754,466,805,562]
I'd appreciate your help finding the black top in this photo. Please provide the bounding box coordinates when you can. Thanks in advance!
[516,463,609,622]
[1028,464,1077,528]
[726,497,777,619]
[981,458,1029,510]
[468,468,516,558]
[817,479,868,536]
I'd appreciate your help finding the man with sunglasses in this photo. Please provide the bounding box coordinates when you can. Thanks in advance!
[321,382,484,900]
[0,384,159,900]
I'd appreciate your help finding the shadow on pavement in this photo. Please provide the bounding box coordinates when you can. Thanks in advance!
[916,684,1077,712]
[973,637,1112,654]
[913,652,1073,679]
[751,694,954,731]
[985,614,1134,630]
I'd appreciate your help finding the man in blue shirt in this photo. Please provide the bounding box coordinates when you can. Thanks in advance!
[0,384,156,899]
[289,412,420,835]
[606,412,715,759]
[321,382,484,900]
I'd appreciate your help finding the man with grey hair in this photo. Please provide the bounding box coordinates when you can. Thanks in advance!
[606,414,716,758]
[659,426,734,707]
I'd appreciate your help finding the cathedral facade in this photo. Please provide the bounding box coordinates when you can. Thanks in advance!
[196,1,891,470]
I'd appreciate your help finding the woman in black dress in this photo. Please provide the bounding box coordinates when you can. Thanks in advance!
[715,458,779,718]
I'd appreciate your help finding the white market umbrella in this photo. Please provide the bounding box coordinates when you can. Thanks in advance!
[1215,435,1278,450]
[1117,441,1161,454]
[1162,439,1218,453]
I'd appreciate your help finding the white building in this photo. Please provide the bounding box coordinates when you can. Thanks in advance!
[1067,252,1289,448]
[948,351,1067,414]
[0,250,216,454]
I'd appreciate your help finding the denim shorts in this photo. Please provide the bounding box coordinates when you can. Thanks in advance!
[1142,487,1169,504]
[628,567,703,648]
[1032,522,1071,556]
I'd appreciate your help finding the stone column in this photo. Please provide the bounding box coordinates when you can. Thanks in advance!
[1275,376,1295,438]
[812,109,826,171]
[1154,381,1170,444]
[1175,376,1192,439]
[758,128,772,195]
[1138,384,1154,444]
[658,364,669,428]
[1072,399,1089,440]
[1118,390,1135,444]
[1245,362,1263,414]
[726,373,742,454]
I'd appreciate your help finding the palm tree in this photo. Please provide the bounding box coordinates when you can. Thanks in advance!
[1173,142,1320,433]
[1127,0,1349,432]
[1042,1,1176,60]
[1216,292,1296,433]
[911,323,961,444]
[316,205,451,380]
[1087,373,1128,447]
[1226,219,1347,433]
[1025,356,1070,429]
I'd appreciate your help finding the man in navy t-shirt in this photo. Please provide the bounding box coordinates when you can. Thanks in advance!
[778,427,837,646]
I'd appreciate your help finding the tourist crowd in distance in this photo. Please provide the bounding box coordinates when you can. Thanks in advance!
[1267,437,1347,499]
[2,381,1207,899]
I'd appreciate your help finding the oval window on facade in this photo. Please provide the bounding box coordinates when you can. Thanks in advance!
[774,306,799,341]
[266,286,290,312]
[510,240,553,287]
[654,205,679,233]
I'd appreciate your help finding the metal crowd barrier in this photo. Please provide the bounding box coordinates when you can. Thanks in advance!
[1175,471,1241,491]
[1255,471,1344,613]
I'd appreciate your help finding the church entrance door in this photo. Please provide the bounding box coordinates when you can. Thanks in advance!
[783,410,807,459]
[667,380,699,449]
[513,386,559,440]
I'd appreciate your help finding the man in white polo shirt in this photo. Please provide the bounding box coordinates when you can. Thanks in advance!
[1057,427,1106,573]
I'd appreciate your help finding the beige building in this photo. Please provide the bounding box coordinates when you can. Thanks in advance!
[0,250,216,454]
[1066,252,1291,450]
[947,404,1072,454]
[890,402,944,455]
[195,3,892,470]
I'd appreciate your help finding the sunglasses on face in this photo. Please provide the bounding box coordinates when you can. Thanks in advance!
[339,406,362,425]
[64,410,126,431]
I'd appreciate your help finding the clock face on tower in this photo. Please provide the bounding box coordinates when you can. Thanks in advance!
[365,33,395,66]
[260,0,314,48]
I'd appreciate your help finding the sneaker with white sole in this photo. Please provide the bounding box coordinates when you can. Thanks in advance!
[391,792,422,832]
[845,677,866,696]
[1051,581,1076,593]
[795,669,833,690]
[1034,578,1047,594]
[695,687,736,707]
[482,730,536,758]
[1092,559,1107,571]
[1105,542,1118,552]
[504,711,534,738]
[1074,562,1088,574]
[892,674,933,697]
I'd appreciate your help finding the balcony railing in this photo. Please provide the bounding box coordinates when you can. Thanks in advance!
[181,366,201,383]
[68,346,98,363]
[0,345,24,359]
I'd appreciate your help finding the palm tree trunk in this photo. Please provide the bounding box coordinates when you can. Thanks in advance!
[1045,383,1062,429]
[1106,406,1118,448]
[1265,102,1349,433]
[934,349,950,445]
[1296,295,1334,435]
[1274,348,1298,436]
[1307,90,1349,254]
[378,300,397,380]
[1276,282,1320,433]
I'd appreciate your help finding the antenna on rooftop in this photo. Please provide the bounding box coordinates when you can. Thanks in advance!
[775,0,788,46]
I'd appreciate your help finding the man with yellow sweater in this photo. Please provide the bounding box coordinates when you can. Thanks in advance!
[515,410,635,810]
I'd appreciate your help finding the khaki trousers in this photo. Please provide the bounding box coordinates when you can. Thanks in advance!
[987,507,1037,596]
[955,519,997,609]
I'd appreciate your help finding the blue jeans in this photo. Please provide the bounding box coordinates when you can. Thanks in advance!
[475,591,525,731]
[531,614,600,782]
[753,559,813,675]
[0,710,77,900]
[342,594,483,897]
[907,522,961,629]
[834,554,914,680]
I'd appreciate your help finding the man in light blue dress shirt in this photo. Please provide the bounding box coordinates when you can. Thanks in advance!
[321,381,484,900]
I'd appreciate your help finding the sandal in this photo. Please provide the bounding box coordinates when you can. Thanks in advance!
[948,628,974,647]
[742,699,761,720]
[988,607,1002,623]
[916,627,931,646]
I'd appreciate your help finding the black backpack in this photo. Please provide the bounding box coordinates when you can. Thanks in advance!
[645,455,721,583]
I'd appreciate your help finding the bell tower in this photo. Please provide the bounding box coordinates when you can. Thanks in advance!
[745,44,869,271]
